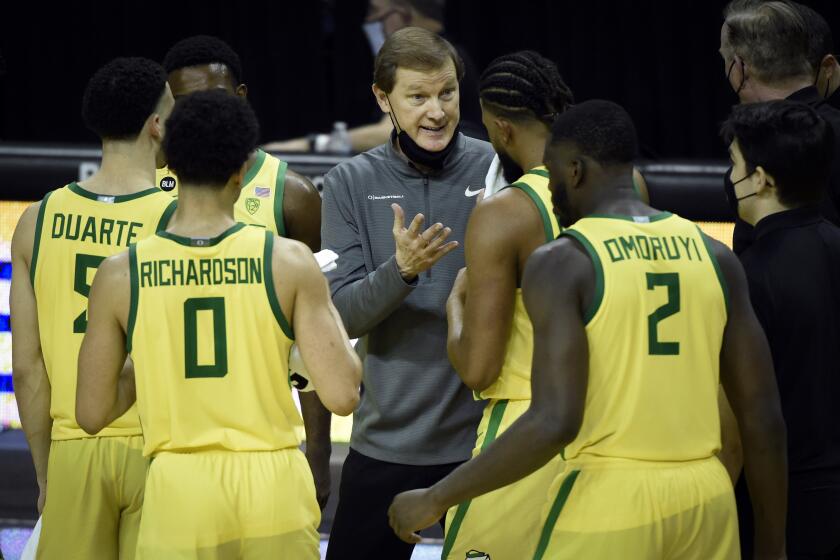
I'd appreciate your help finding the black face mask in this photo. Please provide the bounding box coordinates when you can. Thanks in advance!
[386,96,459,171]
[497,150,524,184]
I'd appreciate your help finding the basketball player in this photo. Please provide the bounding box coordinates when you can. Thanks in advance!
[439,51,570,560]
[159,34,333,507]
[11,57,176,559]
[389,101,788,559]
[76,90,361,559]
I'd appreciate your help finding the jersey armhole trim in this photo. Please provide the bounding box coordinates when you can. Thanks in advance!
[561,229,605,325]
[30,190,53,287]
[126,244,139,353]
[263,231,295,340]
[508,182,554,243]
[696,226,730,314]
[156,200,178,232]
[274,160,288,237]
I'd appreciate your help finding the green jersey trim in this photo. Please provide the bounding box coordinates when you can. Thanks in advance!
[242,149,267,187]
[263,231,295,340]
[68,182,160,203]
[126,244,139,353]
[30,190,54,287]
[586,211,672,222]
[441,399,509,559]
[156,223,246,247]
[274,159,288,237]
[508,182,554,243]
[532,469,581,560]
[156,200,178,232]
[526,168,550,179]
[696,227,730,314]
[561,229,605,325]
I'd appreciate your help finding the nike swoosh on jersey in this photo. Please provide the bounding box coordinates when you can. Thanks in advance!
[464,186,483,197]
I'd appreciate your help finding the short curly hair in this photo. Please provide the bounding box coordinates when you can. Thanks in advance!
[549,100,638,166]
[82,57,167,141]
[162,35,243,84]
[163,90,259,187]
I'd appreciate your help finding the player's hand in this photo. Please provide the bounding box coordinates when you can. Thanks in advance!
[306,447,332,511]
[387,488,445,544]
[392,204,458,281]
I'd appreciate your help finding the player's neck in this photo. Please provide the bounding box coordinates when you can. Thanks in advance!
[585,180,659,218]
[80,140,157,195]
[513,134,550,173]
[165,186,238,239]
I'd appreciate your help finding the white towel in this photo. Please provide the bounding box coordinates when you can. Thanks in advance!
[21,516,41,560]
[483,154,508,199]
[315,249,339,273]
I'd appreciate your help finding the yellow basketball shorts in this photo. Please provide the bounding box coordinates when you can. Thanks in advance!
[442,399,564,560]
[136,447,320,560]
[38,435,147,560]
[532,456,739,560]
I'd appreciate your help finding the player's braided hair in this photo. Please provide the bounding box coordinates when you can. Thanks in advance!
[479,50,574,125]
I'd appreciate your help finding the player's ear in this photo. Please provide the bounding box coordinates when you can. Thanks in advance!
[235,83,248,98]
[147,113,164,143]
[570,157,586,189]
[496,118,513,146]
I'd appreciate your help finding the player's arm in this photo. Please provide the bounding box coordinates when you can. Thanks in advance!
[10,202,51,512]
[276,238,361,416]
[447,192,529,391]
[712,239,788,558]
[283,170,322,251]
[389,239,591,543]
[283,169,333,510]
[76,252,135,435]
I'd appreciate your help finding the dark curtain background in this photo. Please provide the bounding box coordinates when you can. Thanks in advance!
[1,0,839,159]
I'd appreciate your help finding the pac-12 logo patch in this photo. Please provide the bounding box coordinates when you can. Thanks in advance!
[245,197,261,215]
[159,176,177,192]
[465,551,490,560]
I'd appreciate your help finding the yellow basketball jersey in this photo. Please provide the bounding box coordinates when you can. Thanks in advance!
[128,224,300,456]
[156,150,288,235]
[562,212,728,463]
[31,183,177,440]
[478,167,561,401]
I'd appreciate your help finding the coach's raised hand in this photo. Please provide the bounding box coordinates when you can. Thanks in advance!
[392,203,458,281]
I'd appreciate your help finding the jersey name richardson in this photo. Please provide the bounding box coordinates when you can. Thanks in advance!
[51,212,143,247]
[139,257,263,288]
[602,234,704,263]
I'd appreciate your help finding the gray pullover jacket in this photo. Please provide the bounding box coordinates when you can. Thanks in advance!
[322,133,494,465]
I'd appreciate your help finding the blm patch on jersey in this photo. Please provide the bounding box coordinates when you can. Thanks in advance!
[159,176,176,192]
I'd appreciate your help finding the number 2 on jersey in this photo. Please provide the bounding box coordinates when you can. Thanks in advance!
[646,272,680,355]
[183,297,229,378]
[73,253,106,333]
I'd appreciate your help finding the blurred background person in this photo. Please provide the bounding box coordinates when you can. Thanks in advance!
[795,2,840,109]
[264,0,485,154]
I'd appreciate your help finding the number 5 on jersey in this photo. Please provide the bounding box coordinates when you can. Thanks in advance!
[73,253,106,333]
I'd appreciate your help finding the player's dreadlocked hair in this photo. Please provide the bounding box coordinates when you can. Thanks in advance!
[163,35,243,84]
[479,50,574,125]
